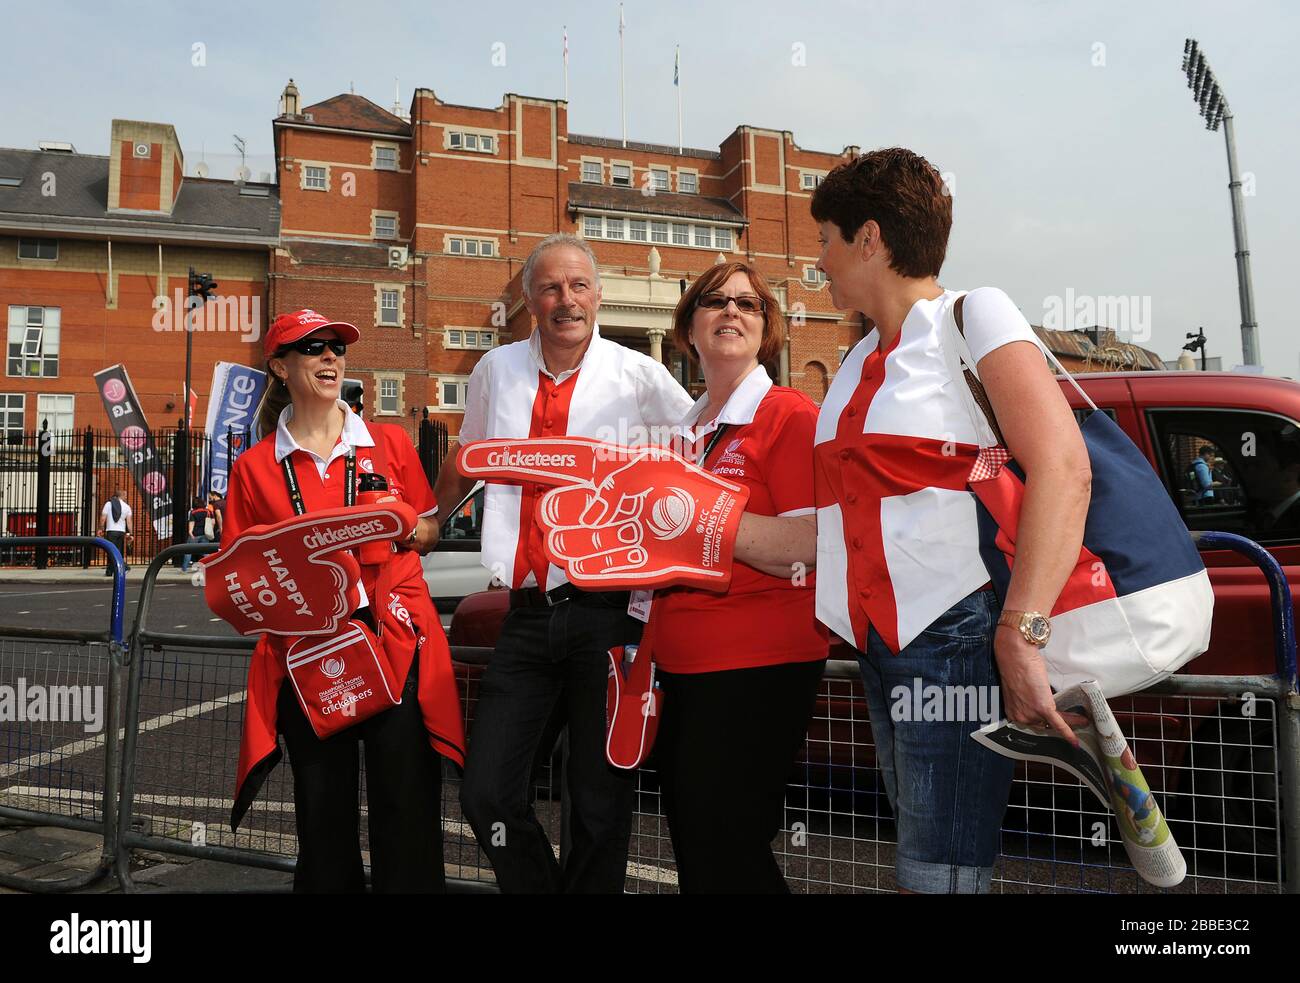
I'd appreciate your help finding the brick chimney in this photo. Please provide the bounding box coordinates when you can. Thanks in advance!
[108,120,183,214]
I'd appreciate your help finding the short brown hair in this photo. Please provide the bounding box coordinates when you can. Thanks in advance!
[671,262,784,366]
[810,148,952,278]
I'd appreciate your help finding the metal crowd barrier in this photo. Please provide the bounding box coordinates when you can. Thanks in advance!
[3,531,1295,894]
[0,536,127,892]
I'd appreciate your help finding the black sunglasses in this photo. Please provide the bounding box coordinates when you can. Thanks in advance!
[277,338,347,358]
[697,292,765,315]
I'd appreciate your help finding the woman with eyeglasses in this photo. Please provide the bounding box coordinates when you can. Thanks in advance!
[642,262,829,893]
[220,309,465,893]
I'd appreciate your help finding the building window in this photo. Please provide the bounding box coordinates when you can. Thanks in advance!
[18,238,57,260]
[379,289,400,325]
[373,213,398,239]
[445,329,496,350]
[651,168,669,192]
[693,225,712,248]
[7,306,59,378]
[582,215,602,238]
[605,217,624,240]
[803,266,827,285]
[303,165,327,190]
[678,170,697,194]
[374,145,398,170]
[582,159,602,183]
[628,219,647,242]
[377,378,400,415]
[37,393,73,432]
[714,227,733,250]
[448,130,495,153]
[611,163,632,187]
[671,223,689,245]
[801,172,824,190]
[440,377,470,410]
[447,236,497,257]
[0,393,23,440]
[651,221,669,244]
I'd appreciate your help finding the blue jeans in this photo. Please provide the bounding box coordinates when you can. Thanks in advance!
[182,534,211,572]
[856,587,1015,893]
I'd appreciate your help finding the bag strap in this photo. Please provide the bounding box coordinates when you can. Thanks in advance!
[952,296,1006,447]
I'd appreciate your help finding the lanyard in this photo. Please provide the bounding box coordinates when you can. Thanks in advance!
[282,452,356,516]
[698,423,732,471]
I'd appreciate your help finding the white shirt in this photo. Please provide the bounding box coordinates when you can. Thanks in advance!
[459,323,694,589]
[101,499,132,533]
[675,363,773,460]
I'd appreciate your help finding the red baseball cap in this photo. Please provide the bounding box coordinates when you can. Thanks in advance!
[264,309,360,358]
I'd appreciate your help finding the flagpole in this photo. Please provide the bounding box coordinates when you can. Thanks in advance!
[619,3,627,147]
[676,45,682,153]
[563,26,569,103]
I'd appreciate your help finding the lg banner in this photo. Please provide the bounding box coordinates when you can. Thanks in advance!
[93,364,173,540]
[204,362,266,497]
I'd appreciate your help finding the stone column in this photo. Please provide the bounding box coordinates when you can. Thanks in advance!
[647,328,666,364]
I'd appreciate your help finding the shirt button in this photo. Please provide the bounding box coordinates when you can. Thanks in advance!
[846,492,858,504]
[549,391,559,399]
[846,406,857,418]
[839,449,850,462]
[852,537,863,550]
[324,472,330,480]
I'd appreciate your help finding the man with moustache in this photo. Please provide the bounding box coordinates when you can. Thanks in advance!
[433,233,692,892]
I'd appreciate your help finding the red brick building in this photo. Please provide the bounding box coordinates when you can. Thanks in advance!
[0,120,277,439]
[269,81,866,438]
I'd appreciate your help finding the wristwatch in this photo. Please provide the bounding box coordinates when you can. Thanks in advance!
[997,610,1051,647]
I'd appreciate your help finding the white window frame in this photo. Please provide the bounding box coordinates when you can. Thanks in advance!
[18,238,58,261]
[611,161,633,188]
[628,219,648,242]
[582,215,602,239]
[581,158,603,184]
[7,305,59,378]
[0,392,24,439]
[372,143,400,171]
[301,163,330,192]
[438,376,471,412]
[677,169,698,194]
[693,225,712,248]
[36,393,74,432]
[650,221,669,244]
[376,377,401,416]
[445,235,499,257]
[375,285,403,327]
[800,171,826,191]
[714,227,733,250]
[803,265,827,286]
[671,222,690,245]
[372,211,399,240]
[605,217,625,241]
[650,167,670,192]
[445,128,498,154]
[444,329,496,351]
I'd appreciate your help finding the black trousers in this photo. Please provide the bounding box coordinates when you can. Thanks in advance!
[103,530,128,573]
[277,649,445,893]
[460,592,642,893]
[655,658,826,894]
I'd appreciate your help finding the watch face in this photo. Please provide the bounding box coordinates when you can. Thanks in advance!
[1027,616,1051,644]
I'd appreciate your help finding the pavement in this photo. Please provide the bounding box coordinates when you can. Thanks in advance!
[0,822,294,894]
[0,564,196,585]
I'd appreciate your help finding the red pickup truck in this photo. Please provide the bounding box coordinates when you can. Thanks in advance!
[446,370,1300,864]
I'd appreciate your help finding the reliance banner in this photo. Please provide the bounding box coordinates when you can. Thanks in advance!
[204,362,266,497]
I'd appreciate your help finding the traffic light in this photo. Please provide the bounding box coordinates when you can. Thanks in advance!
[187,267,219,305]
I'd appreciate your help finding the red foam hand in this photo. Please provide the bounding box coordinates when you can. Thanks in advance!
[458,436,749,590]
[201,501,418,636]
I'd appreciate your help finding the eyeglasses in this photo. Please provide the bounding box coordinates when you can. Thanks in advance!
[697,293,765,315]
[278,338,347,358]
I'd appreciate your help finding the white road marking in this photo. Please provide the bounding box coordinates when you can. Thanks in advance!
[0,587,111,599]
[0,689,246,780]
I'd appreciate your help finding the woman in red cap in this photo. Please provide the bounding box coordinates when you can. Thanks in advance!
[220,309,465,892]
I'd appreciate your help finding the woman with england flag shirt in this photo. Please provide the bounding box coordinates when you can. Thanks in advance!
[810,150,1092,894]
[645,261,829,893]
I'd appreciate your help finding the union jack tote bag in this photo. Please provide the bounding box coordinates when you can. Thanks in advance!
[942,293,1213,697]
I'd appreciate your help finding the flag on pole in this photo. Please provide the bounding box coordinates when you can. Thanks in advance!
[563,26,569,102]
[674,46,679,86]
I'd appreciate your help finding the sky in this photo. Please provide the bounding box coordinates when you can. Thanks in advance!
[2,0,1295,376]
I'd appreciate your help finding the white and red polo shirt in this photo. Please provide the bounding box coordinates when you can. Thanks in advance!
[813,287,1046,654]
[458,324,694,591]
[649,364,829,673]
